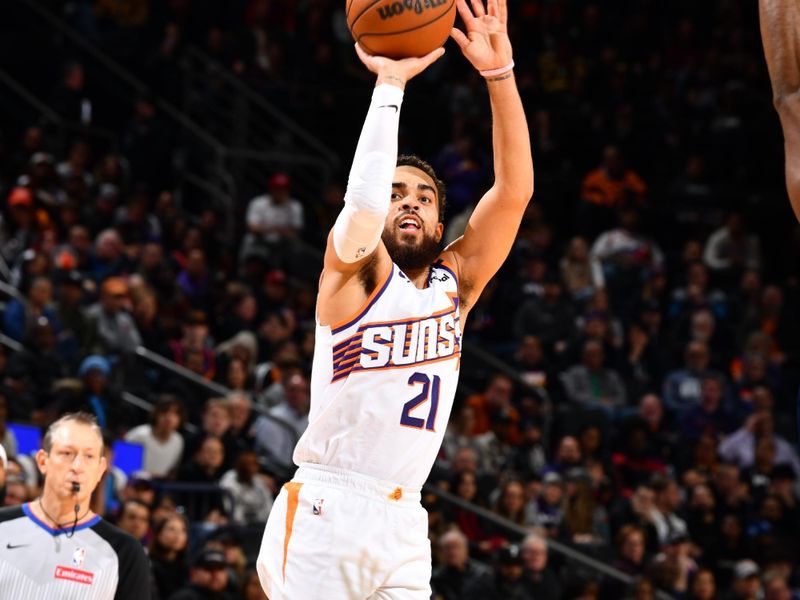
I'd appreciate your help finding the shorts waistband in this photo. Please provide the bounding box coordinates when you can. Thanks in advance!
[294,463,421,505]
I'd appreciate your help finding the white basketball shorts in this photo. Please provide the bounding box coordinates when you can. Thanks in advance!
[256,463,432,600]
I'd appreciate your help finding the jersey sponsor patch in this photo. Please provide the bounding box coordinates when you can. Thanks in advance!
[55,566,94,585]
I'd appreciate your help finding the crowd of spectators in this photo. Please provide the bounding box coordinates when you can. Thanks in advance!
[1,0,800,599]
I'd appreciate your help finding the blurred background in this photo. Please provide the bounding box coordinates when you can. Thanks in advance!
[0,1,798,599]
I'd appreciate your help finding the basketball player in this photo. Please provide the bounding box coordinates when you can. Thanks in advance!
[760,0,800,449]
[760,0,800,222]
[0,413,150,599]
[257,0,532,597]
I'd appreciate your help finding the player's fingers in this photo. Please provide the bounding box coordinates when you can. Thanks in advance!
[418,46,446,69]
[354,42,369,62]
[455,0,474,23]
[449,27,470,49]
[469,0,486,18]
[498,0,508,24]
[354,42,378,68]
[486,0,498,18]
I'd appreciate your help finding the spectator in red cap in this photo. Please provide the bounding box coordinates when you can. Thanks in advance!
[0,187,39,266]
[241,172,305,271]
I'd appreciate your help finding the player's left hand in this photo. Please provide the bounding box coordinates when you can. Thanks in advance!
[450,0,512,72]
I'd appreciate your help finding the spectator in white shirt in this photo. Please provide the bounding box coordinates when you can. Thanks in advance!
[125,396,185,477]
[241,172,305,270]
[718,410,800,477]
[253,372,310,478]
[220,450,273,524]
[703,212,761,276]
[648,475,688,547]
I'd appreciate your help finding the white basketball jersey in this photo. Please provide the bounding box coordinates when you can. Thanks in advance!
[294,260,462,488]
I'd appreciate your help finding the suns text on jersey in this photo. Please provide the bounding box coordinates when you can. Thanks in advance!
[331,309,461,381]
[360,312,461,368]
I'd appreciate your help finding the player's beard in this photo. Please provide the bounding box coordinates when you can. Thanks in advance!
[382,228,441,272]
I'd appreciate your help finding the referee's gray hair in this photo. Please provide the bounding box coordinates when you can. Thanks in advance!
[42,412,103,453]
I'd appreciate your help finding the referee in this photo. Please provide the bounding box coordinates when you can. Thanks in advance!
[0,412,151,599]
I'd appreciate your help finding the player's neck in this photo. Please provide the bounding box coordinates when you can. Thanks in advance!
[402,265,431,289]
[34,494,94,528]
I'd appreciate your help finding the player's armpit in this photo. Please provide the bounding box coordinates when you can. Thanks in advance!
[319,233,392,327]
[443,184,531,309]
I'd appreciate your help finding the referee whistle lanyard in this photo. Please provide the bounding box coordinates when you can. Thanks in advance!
[38,496,90,538]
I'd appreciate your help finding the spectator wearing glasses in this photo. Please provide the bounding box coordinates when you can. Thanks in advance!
[86,276,142,355]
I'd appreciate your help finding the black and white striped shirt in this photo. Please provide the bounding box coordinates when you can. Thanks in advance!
[0,504,151,600]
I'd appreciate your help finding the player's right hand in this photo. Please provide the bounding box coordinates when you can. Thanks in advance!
[355,43,445,89]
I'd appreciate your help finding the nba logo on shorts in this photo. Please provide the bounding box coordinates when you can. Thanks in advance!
[72,547,86,568]
[312,499,324,516]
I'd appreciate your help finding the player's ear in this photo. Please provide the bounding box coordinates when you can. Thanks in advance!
[98,455,108,479]
[35,449,48,476]
[435,222,444,242]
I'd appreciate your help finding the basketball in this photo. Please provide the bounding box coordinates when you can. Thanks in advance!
[347,0,457,59]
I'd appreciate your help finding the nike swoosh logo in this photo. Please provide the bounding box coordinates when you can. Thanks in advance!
[6,543,29,549]
[378,104,399,113]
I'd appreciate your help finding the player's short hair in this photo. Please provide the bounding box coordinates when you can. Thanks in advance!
[397,154,447,222]
[42,412,103,453]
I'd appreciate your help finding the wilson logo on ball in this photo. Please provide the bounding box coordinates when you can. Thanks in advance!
[377,0,448,20]
[347,0,455,59]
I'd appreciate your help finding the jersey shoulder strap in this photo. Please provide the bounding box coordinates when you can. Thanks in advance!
[0,505,24,524]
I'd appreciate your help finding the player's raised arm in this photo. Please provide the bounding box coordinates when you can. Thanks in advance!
[760,0,800,221]
[318,44,444,326]
[444,0,534,311]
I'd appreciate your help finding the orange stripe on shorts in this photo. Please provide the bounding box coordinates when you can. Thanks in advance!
[282,482,302,582]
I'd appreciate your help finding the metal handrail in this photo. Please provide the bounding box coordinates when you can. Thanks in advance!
[461,341,555,447]
[423,484,673,599]
[224,147,334,173]
[0,281,25,304]
[184,46,340,170]
[0,279,298,447]
[0,332,24,354]
[0,67,118,152]
[120,391,199,435]
[133,346,300,444]
[0,67,63,123]
[17,0,225,155]
[181,172,235,208]
[154,480,236,521]
[461,341,544,398]
[134,346,230,397]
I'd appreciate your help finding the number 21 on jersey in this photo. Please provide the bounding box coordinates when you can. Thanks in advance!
[400,372,440,431]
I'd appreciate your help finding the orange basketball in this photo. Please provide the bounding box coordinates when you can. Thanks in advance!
[347,0,457,59]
